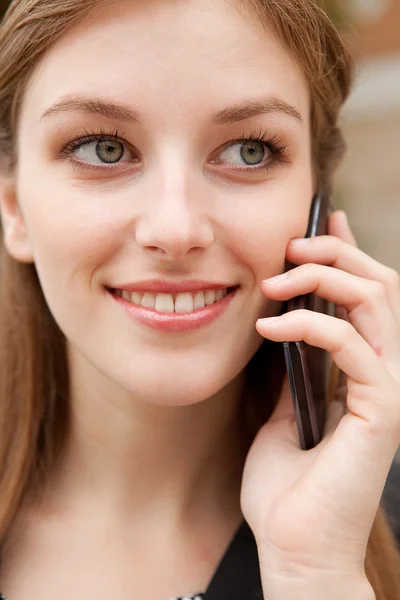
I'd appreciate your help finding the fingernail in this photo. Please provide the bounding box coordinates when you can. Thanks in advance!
[290,237,310,245]
[257,316,280,325]
[340,211,349,227]
[262,272,289,284]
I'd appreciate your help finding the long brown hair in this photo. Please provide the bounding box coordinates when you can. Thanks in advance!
[0,1,399,598]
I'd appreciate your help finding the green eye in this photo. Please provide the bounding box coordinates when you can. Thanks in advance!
[95,139,125,164]
[218,139,271,168]
[239,140,266,165]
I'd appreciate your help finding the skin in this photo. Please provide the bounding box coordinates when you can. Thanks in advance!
[1,0,399,599]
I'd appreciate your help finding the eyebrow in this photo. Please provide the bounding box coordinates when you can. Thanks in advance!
[40,94,303,125]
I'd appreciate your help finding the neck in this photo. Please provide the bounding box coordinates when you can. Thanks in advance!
[32,356,248,534]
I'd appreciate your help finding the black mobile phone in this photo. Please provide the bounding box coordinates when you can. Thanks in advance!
[282,192,334,450]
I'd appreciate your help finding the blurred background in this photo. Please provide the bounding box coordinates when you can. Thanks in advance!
[326,0,400,535]
[335,0,400,276]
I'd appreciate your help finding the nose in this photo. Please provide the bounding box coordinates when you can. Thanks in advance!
[135,176,215,261]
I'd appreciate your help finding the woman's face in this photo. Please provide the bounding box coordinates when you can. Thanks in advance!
[5,0,313,406]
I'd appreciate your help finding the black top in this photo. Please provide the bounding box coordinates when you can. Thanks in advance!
[1,458,400,600]
[204,519,263,600]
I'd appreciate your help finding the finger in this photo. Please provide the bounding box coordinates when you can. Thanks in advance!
[328,210,358,247]
[300,211,354,327]
[258,373,318,454]
[261,264,400,378]
[256,309,400,448]
[267,365,348,445]
[286,235,400,324]
[256,310,388,389]
[327,213,352,323]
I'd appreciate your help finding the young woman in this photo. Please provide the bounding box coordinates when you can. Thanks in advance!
[0,0,399,599]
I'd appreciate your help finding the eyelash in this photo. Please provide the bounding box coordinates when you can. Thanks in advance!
[59,126,289,174]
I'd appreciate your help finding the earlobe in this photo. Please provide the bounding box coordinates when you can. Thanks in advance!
[0,176,34,264]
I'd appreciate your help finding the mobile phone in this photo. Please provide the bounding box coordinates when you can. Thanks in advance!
[282,192,334,450]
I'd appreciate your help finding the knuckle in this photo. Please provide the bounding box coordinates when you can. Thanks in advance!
[384,267,400,290]
[296,309,311,322]
[332,320,354,354]
[327,234,340,249]
[298,263,317,277]
[339,319,355,345]
[368,280,387,304]
[340,319,354,338]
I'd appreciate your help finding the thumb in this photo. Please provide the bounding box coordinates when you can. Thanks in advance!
[268,371,294,424]
[262,372,302,451]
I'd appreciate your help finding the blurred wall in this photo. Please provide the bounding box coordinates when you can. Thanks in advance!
[336,0,400,273]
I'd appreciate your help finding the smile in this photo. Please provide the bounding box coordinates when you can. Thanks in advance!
[109,286,238,314]
[107,286,240,333]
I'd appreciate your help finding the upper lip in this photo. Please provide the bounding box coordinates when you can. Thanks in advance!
[109,280,238,294]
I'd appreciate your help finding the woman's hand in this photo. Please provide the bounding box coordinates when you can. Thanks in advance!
[240,210,400,599]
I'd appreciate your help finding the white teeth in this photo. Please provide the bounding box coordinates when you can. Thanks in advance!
[113,287,231,313]
[131,292,142,305]
[175,292,194,313]
[155,293,175,313]
[141,292,156,309]
[204,290,216,305]
[193,291,206,310]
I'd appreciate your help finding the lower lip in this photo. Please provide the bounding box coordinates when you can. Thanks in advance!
[108,287,239,333]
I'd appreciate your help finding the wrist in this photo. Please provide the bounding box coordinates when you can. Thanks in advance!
[259,570,375,600]
[257,550,375,600]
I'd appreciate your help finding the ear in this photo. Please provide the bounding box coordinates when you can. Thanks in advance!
[0,176,34,263]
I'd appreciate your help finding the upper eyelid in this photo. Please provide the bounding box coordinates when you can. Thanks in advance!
[61,131,284,152]
[60,128,130,153]
[58,128,291,170]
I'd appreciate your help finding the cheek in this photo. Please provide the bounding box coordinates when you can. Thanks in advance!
[16,169,123,312]
[223,185,312,281]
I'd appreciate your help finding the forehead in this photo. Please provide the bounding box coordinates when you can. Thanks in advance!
[20,0,310,128]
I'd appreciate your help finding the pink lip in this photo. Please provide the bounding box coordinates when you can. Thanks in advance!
[110,280,236,294]
[108,287,239,333]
